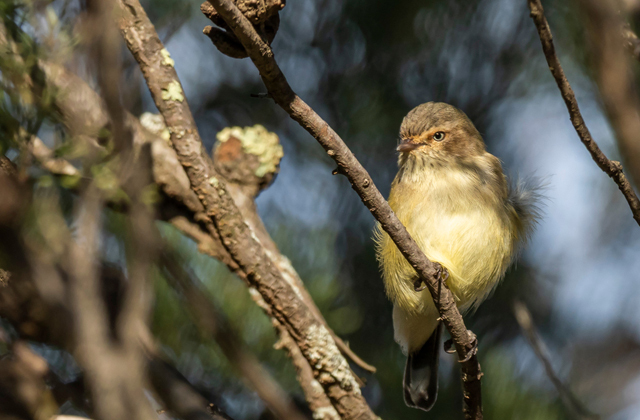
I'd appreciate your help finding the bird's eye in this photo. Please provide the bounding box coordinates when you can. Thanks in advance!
[433,132,445,141]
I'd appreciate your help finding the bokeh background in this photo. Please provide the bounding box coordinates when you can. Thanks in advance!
[4,0,640,419]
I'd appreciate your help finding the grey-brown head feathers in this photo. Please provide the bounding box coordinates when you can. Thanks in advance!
[400,102,481,140]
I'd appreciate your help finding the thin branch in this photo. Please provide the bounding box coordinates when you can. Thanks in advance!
[527,0,640,226]
[256,301,340,420]
[0,258,235,420]
[513,300,600,420]
[578,0,640,210]
[204,1,483,418]
[161,250,309,420]
[147,358,235,420]
[115,1,375,418]
[64,3,159,417]
[0,341,56,420]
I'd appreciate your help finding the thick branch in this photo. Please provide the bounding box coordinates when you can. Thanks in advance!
[528,0,640,226]
[17,60,370,413]
[116,1,376,418]
[204,1,483,418]
[26,16,375,376]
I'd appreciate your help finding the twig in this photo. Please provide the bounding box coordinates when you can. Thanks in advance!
[0,341,56,420]
[65,2,159,418]
[0,259,235,420]
[578,0,640,211]
[204,1,483,418]
[161,250,309,420]
[513,300,600,420]
[116,1,376,418]
[527,0,640,226]
[147,358,235,420]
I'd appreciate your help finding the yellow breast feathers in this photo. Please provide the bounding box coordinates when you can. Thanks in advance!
[374,153,523,315]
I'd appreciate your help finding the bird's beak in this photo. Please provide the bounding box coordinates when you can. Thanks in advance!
[397,138,421,153]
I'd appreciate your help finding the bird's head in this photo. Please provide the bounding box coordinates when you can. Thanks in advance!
[398,102,486,169]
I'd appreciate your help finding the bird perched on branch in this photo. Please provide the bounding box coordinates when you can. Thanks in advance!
[375,102,539,411]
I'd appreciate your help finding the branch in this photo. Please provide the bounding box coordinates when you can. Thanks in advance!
[147,358,235,420]
[27,15,374,380]
[116,1,376,418]
[204,1,483,418]
[527,0,640,226]
[2,9,373,414]
[0,257,236,420]
[161,250,309,420]
[514,301,600,420]
[14,58,369,413]
[577,0,640,212]
[0,341,57,420]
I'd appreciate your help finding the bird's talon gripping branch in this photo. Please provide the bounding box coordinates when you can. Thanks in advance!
[415,263,448,292]
[458,334,478,363]
[444,332,478,363]
[435,262,449,282]
[413,278,427,292]
[443,338,457,354]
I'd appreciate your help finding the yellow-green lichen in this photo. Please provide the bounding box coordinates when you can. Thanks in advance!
[160,48,175,67]
[216,125,283,177]
[161,81,184,102]
[139,112,171,142]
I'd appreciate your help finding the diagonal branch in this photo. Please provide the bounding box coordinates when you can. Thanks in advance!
[115,1,376,418]
[514,300,600,420]
[527,0,640,226]
[578,0,640,213]
[160,249,308,420]
[204,1,483,418]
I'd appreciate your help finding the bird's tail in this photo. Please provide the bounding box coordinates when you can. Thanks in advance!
[403,322,443,411]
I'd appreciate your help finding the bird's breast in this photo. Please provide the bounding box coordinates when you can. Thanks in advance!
[376,161,517,315]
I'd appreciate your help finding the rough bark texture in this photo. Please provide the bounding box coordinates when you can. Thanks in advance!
[116,1,377,418]
[1,20,371,415]
[528,0,640,226]
[204,0,483,418]
[201,0,283,59]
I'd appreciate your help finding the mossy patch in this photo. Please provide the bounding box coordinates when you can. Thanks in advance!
[216,125,283,177]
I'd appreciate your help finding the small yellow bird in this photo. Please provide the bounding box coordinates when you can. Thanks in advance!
[375,102,538,411]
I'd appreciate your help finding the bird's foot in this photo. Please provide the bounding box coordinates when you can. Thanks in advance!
[444,332,478,363]
[413,263,449,292]
[434,262,449,282]
[443,338,457,354]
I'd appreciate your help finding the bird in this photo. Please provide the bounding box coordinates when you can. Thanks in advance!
[374,102,539,411]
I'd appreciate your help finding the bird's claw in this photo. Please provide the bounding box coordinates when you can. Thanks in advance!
[413,263,449,292]
[435,263,449,282]
[443,338,457,354]
[444,332,478,363]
